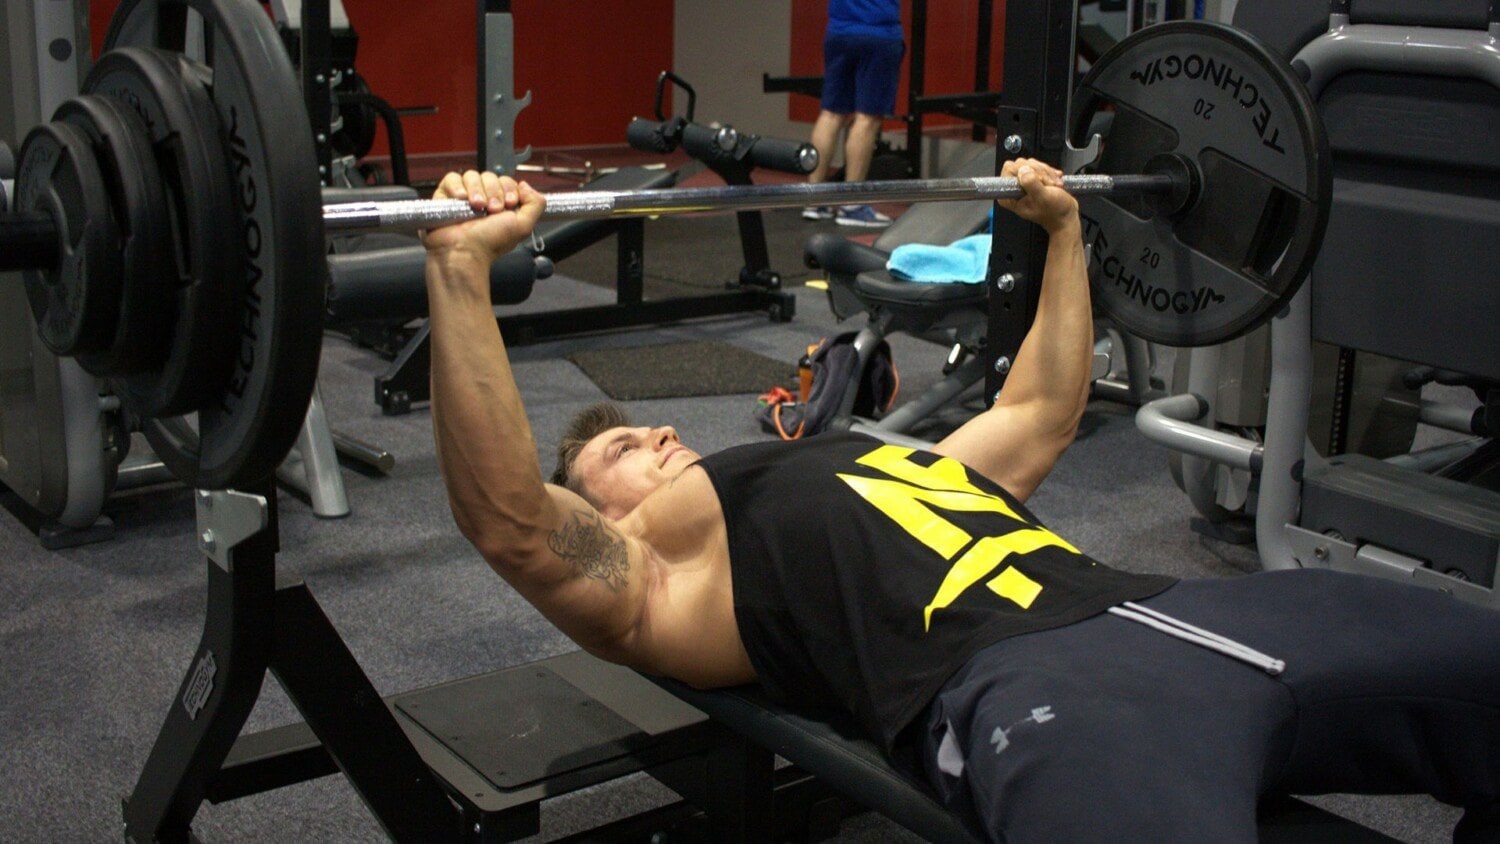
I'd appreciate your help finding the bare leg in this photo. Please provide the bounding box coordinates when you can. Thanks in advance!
[842,113,884,182]
[809,110,851,184]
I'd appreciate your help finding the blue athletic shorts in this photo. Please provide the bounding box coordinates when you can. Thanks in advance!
[821,32,905,116]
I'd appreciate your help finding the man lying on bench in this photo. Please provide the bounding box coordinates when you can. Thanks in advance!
[420,164,1500,841]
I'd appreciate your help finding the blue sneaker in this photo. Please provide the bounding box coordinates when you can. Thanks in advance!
[835,204,892,228]
[802,205,835,221]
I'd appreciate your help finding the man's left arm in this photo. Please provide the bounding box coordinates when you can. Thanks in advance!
[932,159,1092,502]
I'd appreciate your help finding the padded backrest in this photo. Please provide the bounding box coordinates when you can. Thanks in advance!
[871,149,997,252]
[1235,0,1500,382]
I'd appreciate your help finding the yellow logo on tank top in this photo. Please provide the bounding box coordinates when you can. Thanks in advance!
[837,445,1079,630]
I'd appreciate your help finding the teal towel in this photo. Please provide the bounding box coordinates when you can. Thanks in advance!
[886,234,991,283]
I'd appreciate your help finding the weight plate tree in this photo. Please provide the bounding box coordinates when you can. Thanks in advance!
[0,8,1333,492]
[1070,21,1332,348]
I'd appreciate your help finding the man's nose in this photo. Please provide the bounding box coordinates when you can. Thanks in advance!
[652,426,679,448]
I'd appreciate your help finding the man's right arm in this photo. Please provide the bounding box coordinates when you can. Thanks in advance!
[933,159,1091,502]
[423,172,656,663]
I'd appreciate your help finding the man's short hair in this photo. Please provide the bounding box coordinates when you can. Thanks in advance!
[550,402,632,499]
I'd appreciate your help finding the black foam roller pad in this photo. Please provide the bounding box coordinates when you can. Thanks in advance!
[745,135,818,174]
[325,246,539,327]
[625,117,682,154]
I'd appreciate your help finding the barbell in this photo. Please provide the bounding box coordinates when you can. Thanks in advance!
[3,173,1177,273]
[0,0,1330,492]
[2,164,1178,366]
[320,172,1178,231]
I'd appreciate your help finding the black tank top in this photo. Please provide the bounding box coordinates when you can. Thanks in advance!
[697,431,1175,752]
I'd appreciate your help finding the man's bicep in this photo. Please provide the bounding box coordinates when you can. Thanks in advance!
[518,485,653,655]
[932,403,1064,503]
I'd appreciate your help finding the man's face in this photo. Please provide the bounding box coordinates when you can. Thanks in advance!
[571,425,701,519]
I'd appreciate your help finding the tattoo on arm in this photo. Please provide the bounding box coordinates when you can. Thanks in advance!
[548,509,630,591]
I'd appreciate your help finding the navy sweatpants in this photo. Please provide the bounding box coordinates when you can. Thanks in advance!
[919,569,1500,842]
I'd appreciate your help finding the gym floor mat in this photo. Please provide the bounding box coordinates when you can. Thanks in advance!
[567,340,796,400]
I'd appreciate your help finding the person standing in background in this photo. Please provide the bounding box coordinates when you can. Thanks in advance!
[802,0,905,228]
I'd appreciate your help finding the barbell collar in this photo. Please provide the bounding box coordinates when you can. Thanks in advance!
[321,172,1179,232]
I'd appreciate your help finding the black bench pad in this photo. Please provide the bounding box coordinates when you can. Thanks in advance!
[648,677,982,843]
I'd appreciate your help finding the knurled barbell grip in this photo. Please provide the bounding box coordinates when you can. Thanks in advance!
[2,173,1177,268]
[321,173,1175,233]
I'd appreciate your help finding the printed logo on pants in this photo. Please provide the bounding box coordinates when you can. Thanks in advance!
[991,706,1056,753]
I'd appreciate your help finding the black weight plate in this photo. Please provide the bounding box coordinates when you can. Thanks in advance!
[1070,21,1331,348]
[54,94,176,377]
[85,47,242,417]
[108,0,325,491]
[14,121,124,359]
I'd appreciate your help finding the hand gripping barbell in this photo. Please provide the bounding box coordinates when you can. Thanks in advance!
[0,0,1329,493]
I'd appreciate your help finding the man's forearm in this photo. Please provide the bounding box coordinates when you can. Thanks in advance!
[996,220,1093,429]
[427,254,552,562]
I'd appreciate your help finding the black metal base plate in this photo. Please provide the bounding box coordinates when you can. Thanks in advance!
[214,650,716,824]
[395,663,646,790]
[0,480,116,549]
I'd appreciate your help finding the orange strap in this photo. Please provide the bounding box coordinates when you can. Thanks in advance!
[772,402,805,441]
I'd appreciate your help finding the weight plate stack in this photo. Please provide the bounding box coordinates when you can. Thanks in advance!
[105,0,327,491]
[54,94,176,378]
[86,47,244,418]
[15,121,124,360]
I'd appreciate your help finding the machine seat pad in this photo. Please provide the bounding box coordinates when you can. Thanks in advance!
[855,270,990,309]
[803,232,890,275]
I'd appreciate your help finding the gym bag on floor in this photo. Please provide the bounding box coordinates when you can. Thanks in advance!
[757,332,898,440]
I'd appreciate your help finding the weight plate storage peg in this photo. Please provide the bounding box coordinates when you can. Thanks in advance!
[105,0,325,492]
[1070,21,1332,348]
[14,121,124,360]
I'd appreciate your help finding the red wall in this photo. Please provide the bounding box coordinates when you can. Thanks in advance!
[88,2,1002,155]
[789,0,1008,129]
[89,0,674,155]
[348,0,674,154]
